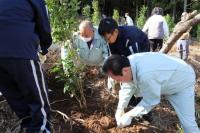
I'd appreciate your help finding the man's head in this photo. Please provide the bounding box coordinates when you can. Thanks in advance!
[79,20,94,42]
[181,12,188,22]
[125,13,129,17]
[98,17,119,44]
[151,7,163,16]
[102,55,133,82]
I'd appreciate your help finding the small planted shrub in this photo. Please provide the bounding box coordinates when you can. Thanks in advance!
[112,9,120,24]
[92,0,101,26]
[82,4,91,20]
[136,5,147,29]
[164,14,175,34]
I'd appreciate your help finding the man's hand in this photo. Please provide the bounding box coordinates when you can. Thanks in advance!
[90,68,99,75]
[38,53,47,64]
[115,109,124,125]
[117,113,132,128]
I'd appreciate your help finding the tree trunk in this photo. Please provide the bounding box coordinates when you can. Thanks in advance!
[184,0,187,12]
[171,0,176,21]
[146,0,152,17]
[160,10,200,54]
[135,0,139,19]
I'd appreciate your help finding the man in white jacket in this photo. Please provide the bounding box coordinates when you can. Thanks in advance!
[143,7,169,51]
[125,13,134,26]
[102,53,200,133]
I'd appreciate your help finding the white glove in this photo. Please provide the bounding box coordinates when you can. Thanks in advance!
[61,46,68,60]
[38,53,47,64]
[117,113,132,128]
[115,109,124,125]
[107,77,116,92]
[117,83,135,110]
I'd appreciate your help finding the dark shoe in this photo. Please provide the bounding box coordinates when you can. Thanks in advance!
[128,97,153,122]
[128,96,142,107]
[19,128,26,133]
[142,112,153,122]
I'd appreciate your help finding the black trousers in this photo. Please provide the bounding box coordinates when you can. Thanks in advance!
[0,58,51,133]
[149,39,163,52]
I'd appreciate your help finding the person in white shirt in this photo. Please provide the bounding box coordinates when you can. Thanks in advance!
[102,53,200,133]
[143,7,169,51]
[125,13,134,26]
[176,12,192,61]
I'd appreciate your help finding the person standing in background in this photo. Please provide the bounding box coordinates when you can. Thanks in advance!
[143,7,169,51]
[125,13,134,26]
[0,0,52,132]
[176,12,192,61]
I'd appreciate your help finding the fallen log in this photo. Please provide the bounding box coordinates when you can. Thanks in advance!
[160,10,200,54]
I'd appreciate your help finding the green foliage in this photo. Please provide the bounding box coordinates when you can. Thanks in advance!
[46,0,80,42]
[191,0,200,11]
[136,6,147,29]
[92,0,101,26]
[82,4,91,19]
[112,9,120,23]
[190,25,197,37]
[51,41,85,94]
[61,45,85,94]
[197,24,200,40]
[151,0,181,11]
[46,0,87,104]
[164,14,175,34]
[176,127,184,133]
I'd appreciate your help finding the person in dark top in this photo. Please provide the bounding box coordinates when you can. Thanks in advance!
[0,0,52,132]
[98,17,152,122]
[98,17,150,56]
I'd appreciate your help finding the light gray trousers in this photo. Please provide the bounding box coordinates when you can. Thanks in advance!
[166,86,200,133]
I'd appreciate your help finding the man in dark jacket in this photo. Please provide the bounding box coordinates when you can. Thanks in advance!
[98,17,150,56]
[0,0,52,132]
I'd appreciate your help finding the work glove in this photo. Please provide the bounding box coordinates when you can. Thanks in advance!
[115,109,124,125]
[117,113,132,128]
[38,53,47,64]
[107,77,116,92]
[61,46,68,60]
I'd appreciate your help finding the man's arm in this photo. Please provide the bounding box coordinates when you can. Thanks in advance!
[127,77,161,117]
[118,76,161,128]
[117,83,137,110]
[29,0,52,55]
[101,39,109,60]
[132,29,150,52]
[142,18,150,33]
[115,83,136,123]
[71,32,79,49]
[140,33,150,52]
[163,18,169,38]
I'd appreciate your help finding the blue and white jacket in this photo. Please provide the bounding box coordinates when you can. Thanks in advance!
[0,0,52,60]
[109,26,150,56]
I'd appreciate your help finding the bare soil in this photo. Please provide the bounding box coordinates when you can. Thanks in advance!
[0,41,200,133]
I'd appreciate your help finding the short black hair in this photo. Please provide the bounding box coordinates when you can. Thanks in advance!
[98,17,118,36]
[102,55,130,76]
